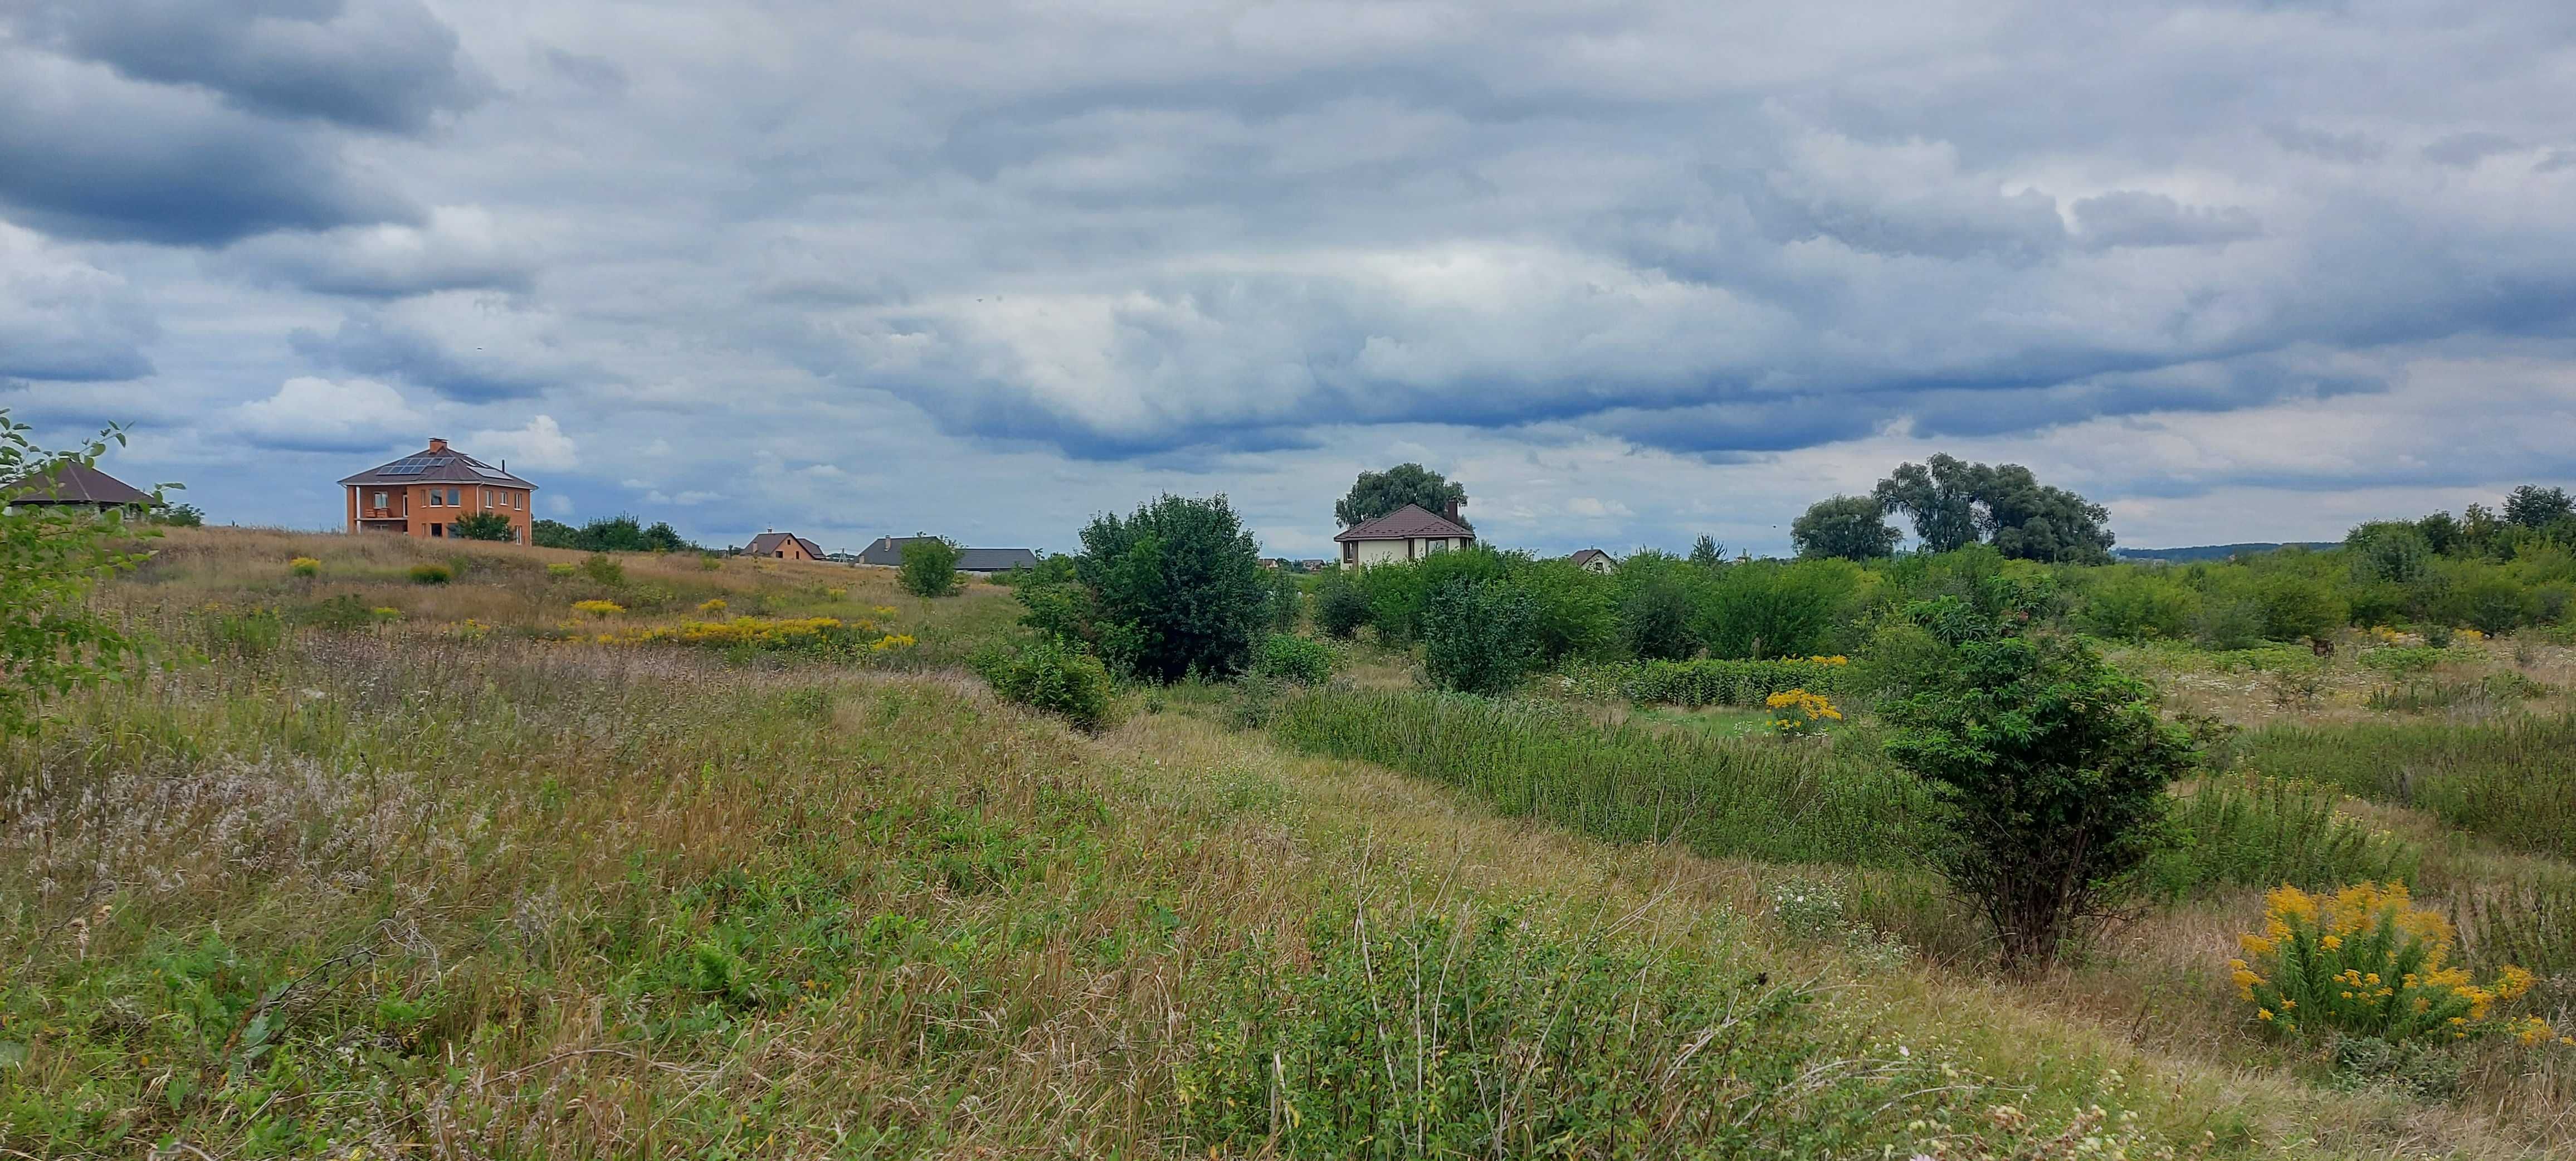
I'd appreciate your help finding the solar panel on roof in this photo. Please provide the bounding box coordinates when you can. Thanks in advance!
[379,458,432,475]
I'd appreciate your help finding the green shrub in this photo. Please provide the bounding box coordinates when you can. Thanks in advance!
[1697,558,1862,660]
[1572,656,1853,707]
[202,605,287,656]
[899,538,963,597]
[1311,570,1370,638]
[1512,558,1616,663]
[296,593,378,631]
[2232,882,2543,1046]
[1615,560,1700,661]
[580,554,625,586]
[451,511,516,542]
[1252,634,1334,685]
[974,637,1116,732]
[2255,574,2347,641]
[1074,494,1268,680]
[1262,570,1302,633]
[2358,646,2443,676]
[408,563,452,585]
[1419,578,1539,696]
[2072,568,2198,641]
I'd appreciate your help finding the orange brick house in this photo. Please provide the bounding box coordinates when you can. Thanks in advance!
[745,531,824,560]
[340,438,537,542]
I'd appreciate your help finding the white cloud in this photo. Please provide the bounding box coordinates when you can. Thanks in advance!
[232,376,425,451]
[467,414,578,470]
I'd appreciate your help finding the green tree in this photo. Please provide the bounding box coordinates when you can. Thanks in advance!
[153,503,205,528]
[1687,535,1726,568]
[2346,521,2433,585]
[451,511,516,542]
[899,537,963,597]
[531,518,579,549]
[1873,453,1985,553]
[2505,485,2574,530]
[1313,570,1372,639]
[1881,608,2195,973]
[1335,464,1468,529]
[1873,455,2114,563]
[1076,494,1267,680]
[1791,495,1901,561]
[1,417,162,738]
[1420,578,1540,696]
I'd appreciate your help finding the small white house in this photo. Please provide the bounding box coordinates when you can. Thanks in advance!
[1334,503,1475,567]
[1568,548,1617,574]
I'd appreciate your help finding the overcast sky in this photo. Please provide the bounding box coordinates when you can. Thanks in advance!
[6,1,2573,557]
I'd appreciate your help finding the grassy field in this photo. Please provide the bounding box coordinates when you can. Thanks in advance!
[5,528,2574,1157]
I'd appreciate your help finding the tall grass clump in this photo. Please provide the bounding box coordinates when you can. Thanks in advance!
[1266,687,1924,865]
[2145,773,2418,900]
[2232,716,2576,859]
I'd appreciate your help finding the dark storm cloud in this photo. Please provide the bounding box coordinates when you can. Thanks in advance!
[14,0,487,133]
[0,54,417,245]
[291,310,557,401]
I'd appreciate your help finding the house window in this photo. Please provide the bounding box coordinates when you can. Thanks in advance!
[430,523,445,537]
[373,491,387,510]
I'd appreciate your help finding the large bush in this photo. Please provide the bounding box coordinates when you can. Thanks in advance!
[899,537,963,598]
[1881,609,2196,973]
[1614,554,1702,661]
[1419,578,1540,696]
[1510,558,1616,664]
[1311,570,1372,638]
[1253,633,1335,685]
[1075,494,1268,681]
[451,511,516,542]
[1697,558,1861,660]
[973,637,1116,732]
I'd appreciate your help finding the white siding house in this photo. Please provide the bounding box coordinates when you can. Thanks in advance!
[1334,503,1476,567]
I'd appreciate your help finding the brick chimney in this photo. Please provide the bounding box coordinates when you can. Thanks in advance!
[427,437,449,453]
[1445,497,1462,523]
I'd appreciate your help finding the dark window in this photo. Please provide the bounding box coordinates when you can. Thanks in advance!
[430,523,445,537]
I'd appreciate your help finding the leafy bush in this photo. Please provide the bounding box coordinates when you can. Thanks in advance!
[1511,558,1616,663]
[899,537,963,598]
[1074,494,1267,681]
[201,604,287,656]
[2255,573,2347,641]
[580,554,625,586]
[408,563,452,585]
[0,419,166,736]
[1263,569,1303,632]
[973,637,1116,732]
[533,514,699,553]
[1252,633,1334,685]
[287,555,321,578]
[1419,578,1539,696]
[1881,615,2196,972]
[1311,570,1370,638]
[1697,558,1862,660]
[451,511,516,542]
[1614,558,1701,661]
[2072,569,2197,641]
[2231,882,2551,1046]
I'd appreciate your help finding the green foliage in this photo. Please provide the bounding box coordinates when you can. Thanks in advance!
[531,514,697,553]
[153,503,205,528]
[1418,578,1540,696]
[407,563,453,584]
[1792,494,1901,560]
[579,553,625,586]
[2144,774,2419,900]
[1015,579,1098,643]
[1872,453,2113,563]
[1687,534,1726,568]
[2503,485,2574,529]
[1075,494,1267,681]
[0,417,160,736]
[2357,646,2443,676]
[1572,657,1852,707]
[1697,558,1861,660]
[1333,462,1466,529]
[1262,569,1302,633]
[1252,633,1334,685]
[2346,521,2434,586]
[2072,569,2198,641]
[898,536,963,598]
[2253,573,2347,642]
[1881,615,2196,972]
[1357,543,1511,644]
[450,511,516,542]
[1310,569,1371,638]
[1613,553,1701,661]
[1511,558,1616,664]
[1267,687,1924,865]
[973,637,1117,731]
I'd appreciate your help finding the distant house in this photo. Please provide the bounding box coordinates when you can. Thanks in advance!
[857,535,1039,573]
[1568,548,1617,574]
[745,531,824,560]
[3,460,153,512]
[1298,558,1331,572]
[339,438,536,542]
[1334,502,1475,568]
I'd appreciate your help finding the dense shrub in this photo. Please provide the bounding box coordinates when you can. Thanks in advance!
[973,637,1116,732]
[451,511,516,542]
[1614,557,1701,661]
[533,514,697,553]
[287,555,321,578]
[2255,573,2346,641]
[1698,558,1862,660]
[899,538,963,598]
[1252,633,1334,685]
[1881,614,2196,972]
[1263,569,1303,632]
[1075,494,1268,681]
[408,563,452,585]
[1311,570,1371,638]
[2231,882,2552,1046]
[1513,558,1616,663]
[2072,569,2197,640]
[1418,578,1540,696]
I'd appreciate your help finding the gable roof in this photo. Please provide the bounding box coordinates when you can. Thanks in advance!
[1568,548,1615,567]
[4,460,154,507]
[856,536,1037,571]
[1334,504,1475,543]
[339,442,536,489]
[746,531,823,557]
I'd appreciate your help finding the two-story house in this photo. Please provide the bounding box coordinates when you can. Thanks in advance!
[340,438,538,542]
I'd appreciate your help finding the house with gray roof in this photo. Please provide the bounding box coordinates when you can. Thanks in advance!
[857,535,1039,573]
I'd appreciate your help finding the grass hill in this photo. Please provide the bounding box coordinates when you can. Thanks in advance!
[4,528,2571,1157]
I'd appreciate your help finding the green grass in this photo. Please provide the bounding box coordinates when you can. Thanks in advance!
[1268,686,1925,866]
[2232,714,2576,860]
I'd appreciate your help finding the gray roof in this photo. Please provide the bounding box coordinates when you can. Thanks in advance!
[1334,504,1475,543]
[339,442,535,489]
[4,460,153,507]
[857,535,1036,572]
[745,531,824,557]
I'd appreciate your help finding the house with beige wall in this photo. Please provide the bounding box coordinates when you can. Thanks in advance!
[1334,503,1475,567]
